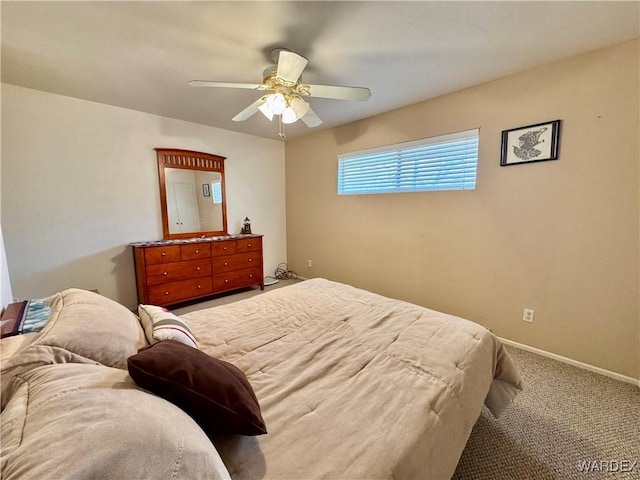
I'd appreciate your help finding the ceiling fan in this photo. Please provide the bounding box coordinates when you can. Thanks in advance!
[188,48,371,137]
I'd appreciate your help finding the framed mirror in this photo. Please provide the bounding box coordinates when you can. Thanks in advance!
[156,148,228,240]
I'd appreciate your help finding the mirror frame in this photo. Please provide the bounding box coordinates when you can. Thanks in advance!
[156,148,228,240]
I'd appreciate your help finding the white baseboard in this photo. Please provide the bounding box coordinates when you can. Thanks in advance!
[498,337,639,388]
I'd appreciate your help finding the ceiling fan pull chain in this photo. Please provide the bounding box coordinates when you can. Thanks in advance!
[278,115,286,138]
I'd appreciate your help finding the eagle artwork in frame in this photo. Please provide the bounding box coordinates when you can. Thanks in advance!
[500,120,561,166]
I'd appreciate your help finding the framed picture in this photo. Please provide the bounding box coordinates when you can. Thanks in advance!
[500,120,561,166]
[202,183,211,197]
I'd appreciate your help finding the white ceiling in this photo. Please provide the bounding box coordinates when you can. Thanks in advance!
[2,1,638,141]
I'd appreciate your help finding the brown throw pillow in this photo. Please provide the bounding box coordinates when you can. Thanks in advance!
[127,340,266,436]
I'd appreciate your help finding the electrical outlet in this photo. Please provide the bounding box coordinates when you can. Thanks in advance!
[307,259,312,268]
[523,308,535,323]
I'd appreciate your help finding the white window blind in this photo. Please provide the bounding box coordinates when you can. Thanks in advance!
[337,129,479,195]
[212,181,223,204]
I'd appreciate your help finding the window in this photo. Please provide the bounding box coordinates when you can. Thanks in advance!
[337,129,479,195]
[212,181,223,204]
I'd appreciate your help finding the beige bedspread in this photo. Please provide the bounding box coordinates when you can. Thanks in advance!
[0,333,38,365]
[182,278,522,479]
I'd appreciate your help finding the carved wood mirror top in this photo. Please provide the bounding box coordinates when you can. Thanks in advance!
[156,148,228,240]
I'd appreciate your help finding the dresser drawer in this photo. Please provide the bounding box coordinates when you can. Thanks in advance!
[237,237,261,253]
[214,267,262,292]
[148,277,213,305]
[213,252,261,273]
[212,240,237,256]
[180,243,211,260]
[146,259,212,286]
[145,245,181,265]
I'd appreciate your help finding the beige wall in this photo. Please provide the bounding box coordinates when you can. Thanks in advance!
[2,84,286,309]
[0,226,12,306]
[285,40,639,379]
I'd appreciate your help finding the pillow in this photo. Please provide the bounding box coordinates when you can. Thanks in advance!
[1,363,231,480]
[1,288,147,379]
[127,340,267,436]
[138,304,198,348]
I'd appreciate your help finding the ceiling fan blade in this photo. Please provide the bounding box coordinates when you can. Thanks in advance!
[276,50,308,84]
[188,80,263,90]
[232,96,268,122]
[301,107,323,128]
[305,84,371,101]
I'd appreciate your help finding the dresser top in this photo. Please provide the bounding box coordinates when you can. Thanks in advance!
[130,234,262,248]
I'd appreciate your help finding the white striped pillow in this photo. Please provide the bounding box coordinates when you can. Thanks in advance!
[137,305,198,349]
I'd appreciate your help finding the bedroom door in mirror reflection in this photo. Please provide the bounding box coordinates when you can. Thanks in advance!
[156,148,228,240]
[165,177,200,233]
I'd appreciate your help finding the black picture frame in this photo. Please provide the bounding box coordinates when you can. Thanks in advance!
[202,183,211,197]
[500,120,561,166]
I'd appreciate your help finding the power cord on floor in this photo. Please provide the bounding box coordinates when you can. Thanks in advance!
[266,263,299,281]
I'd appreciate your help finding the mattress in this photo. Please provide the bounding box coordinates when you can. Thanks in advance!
[182,278,522,479]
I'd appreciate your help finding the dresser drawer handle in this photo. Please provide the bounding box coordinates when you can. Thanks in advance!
[163,272,168,276]
[248,258,252,262]
[195,250,199,254]
[224,279,229,284]
[223,246,228,251]
[224,262,228,266]
[197,285,202,289]
[161,252,166,257]
[249,274,253,278]
[164,291,169,296]
[247,243,252,247]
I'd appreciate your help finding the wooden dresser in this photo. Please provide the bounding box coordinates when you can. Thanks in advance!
[132,235,263,307]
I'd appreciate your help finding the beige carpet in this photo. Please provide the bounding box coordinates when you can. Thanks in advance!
[453,346,639,480]
[172,281,640,479]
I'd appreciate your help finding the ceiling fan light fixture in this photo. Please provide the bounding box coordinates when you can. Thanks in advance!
[281,106,298,124]
[282,96,310,124]
[258,100,274,121]
[290,96,310,119]
[266,93,286,115]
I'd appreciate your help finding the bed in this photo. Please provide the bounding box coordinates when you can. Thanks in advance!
[1,279,521,479]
